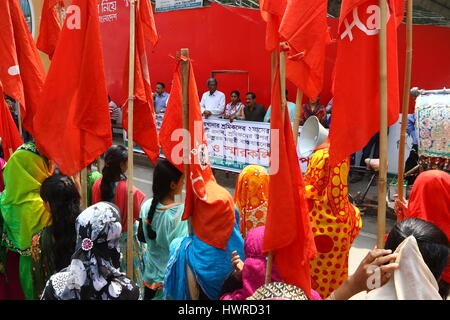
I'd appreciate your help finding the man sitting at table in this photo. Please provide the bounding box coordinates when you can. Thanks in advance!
[243,92,266,122]
[200,78,226,119]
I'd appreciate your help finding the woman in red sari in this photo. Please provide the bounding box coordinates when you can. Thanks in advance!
[395,170,450,298]
[91,145,147,296]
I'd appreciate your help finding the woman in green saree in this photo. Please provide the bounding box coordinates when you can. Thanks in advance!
[30,174,81,299]
[0,142,52,300]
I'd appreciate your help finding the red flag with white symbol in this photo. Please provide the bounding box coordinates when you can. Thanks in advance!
[329,0,403,166]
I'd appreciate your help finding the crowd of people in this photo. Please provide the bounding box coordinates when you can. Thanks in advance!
[0,137,448,300]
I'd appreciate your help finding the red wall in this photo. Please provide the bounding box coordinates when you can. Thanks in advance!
[101,2,450,110]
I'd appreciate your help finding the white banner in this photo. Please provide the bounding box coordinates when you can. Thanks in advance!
[155,0,203,12]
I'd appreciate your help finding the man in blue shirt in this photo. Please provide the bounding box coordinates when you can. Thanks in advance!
[264,90,296,123]
[153,82,169,113]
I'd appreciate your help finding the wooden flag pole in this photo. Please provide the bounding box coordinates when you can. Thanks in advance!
[293,89,303,145]
[81,168,88,209]
[126,0,137,279]
[266,45,287,285]
[397,0,413,206]
[377,0,388,249]
[180,48,191,234]
[17,102,23,138]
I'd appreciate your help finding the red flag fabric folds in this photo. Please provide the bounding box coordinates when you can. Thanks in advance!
[0,0,45,137]
[140,0,158,48]
[34,0,112,176]
[0,81,23,160]
[280,0,331,100]
[36,0,64,59]
[259,0,287,51]
[329,0,402,166]
[160,58,235,250]
[122,1,159,164]
[262,62,317,297]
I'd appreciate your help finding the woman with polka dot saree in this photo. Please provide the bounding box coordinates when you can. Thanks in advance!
[304,140,362,299]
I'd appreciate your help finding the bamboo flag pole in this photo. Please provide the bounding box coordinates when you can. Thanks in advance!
[397,0,413,207]
[81,167,88,209]
[126,0,137,279]
[377,0,388,249]
[265,45,287,285]
[180,48,191,234]
[292,89,303,145]
[17,102,23,138]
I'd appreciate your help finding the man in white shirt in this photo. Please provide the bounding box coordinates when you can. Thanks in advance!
[200,78,225,119]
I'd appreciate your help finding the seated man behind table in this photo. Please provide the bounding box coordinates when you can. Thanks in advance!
[263,90,296,123]
[153,82,170,114]
[200,78,226,119]
[243,92,266,122]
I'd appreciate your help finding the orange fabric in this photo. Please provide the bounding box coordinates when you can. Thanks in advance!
[34,0,112,176]
[262,62,317,298]
[329,0,402,166]
[36,0,63,59]
[304,148,362,299]
[143,281,162,290]
[403,170,450,283]
[160,58,235,250]
[91,179,145,233]
[234,165,269,238]
[140,0,158,48]
[0,0,45,137]
[159,203,183,210]
[259,0,287,51]
[280,0,331,100]
[122,1,159,164]
[0,82,22,160]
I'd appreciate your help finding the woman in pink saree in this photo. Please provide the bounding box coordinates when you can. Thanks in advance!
[220,226,321,300]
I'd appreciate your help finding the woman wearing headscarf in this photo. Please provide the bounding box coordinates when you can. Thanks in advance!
[41,202,139,300]
[91,145,147,294]
[303,139,362,299]
[0,142,53,300]
[395,170,450,298]
[30,174,81,299]
[220,226,322,300]
[234,165,269,238]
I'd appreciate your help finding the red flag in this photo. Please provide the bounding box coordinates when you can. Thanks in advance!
[329,0,402,166]
[122,1,159,164]
[34,0,112,176]
[262,62,317,296]
[0,81,23,160]
[0,0,45,137]
[259,0,287,51]
[160,57,235,250]
[36,0,64,59]
[280,0,331,100]
[140,0,158,48]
